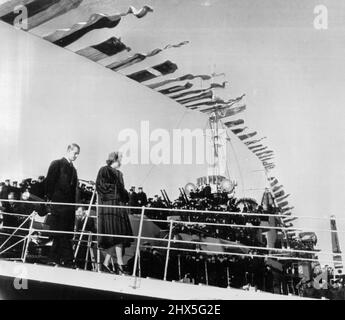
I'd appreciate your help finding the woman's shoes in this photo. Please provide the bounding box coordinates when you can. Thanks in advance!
[100,262,129,275]
[100,263,114,274]
[115,263,129,275]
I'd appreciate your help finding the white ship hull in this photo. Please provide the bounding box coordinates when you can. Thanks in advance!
[0,260,309,300]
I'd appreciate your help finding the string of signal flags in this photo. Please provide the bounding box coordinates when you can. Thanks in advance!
[0,0,292,218]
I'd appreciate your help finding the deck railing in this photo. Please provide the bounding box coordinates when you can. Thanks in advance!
[0,198,343,291]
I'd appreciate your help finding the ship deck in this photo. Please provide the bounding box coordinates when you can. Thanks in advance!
[0,259,311,300]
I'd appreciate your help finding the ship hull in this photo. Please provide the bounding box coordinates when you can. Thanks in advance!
[0,275,151,300]
[0,260,309,300]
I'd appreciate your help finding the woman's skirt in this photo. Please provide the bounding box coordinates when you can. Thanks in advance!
[97,199,133,249]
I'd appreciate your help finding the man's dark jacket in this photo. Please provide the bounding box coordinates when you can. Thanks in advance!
[45,158,78,234]
[45,158,78,204]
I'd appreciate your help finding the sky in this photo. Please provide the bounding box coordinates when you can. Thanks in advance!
[1,0,345,262]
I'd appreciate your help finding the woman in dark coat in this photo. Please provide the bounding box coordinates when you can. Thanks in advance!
[96,151,132,274]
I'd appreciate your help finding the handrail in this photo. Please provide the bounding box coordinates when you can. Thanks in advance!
[1,225,136,240]
[0,222,340,259]
[1,202,343,301]
[139,245,335,265]
[0,198,342,221]
[22,235,326,257]
[143,218,345,235]
[0,211,33,217]
[132,206,146,283]
[0,231,25,238]
[164,220,174,281]
[0,202,342,269]
[1,210,344,235]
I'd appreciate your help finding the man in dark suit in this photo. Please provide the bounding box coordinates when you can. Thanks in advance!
[137,187,148,206]
[30,176,46,199]
[128,186,138,214]
[189,189,196,199]
[10,181,21,199]
[2,179,11,199]
[45,143,80,266]
[0,182,7,202]
[2,192,20,234]
[204,184,212,199]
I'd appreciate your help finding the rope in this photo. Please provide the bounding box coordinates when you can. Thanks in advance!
[228,135,246,197]
[0,231,25,238]
[0,211,34,217]
[140,109,189,186]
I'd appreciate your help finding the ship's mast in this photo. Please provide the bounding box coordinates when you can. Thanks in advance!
[214,108,220,187]
[210,66,219,189]
[208,107,222,189]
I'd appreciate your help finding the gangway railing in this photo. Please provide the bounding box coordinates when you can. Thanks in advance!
[2,198,345,221]
[0,199,343,292]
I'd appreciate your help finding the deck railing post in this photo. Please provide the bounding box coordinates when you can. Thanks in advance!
[132,206,146,280]
[205,259,209,285]
[74,188,96,261]
[163,219,174,281]
[23,212,36,263]
[96,193,100,272]
[84,233,92,270]
[227,267,230,288]
[177,254,181,280]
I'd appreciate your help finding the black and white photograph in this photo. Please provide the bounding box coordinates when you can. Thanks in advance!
[0,0,345,304]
